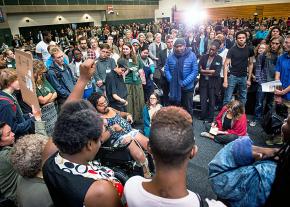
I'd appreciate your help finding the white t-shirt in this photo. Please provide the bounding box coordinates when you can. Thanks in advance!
[124,176,201,207]
[35,40,56,62]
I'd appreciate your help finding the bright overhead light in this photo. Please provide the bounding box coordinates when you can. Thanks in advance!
[182,6,208,26]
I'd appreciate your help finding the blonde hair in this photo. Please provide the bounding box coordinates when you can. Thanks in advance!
[49,47,62,58]
[0,69,18,89]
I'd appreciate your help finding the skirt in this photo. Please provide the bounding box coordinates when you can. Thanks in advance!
[126,83,145,123]
[41,102,58,136]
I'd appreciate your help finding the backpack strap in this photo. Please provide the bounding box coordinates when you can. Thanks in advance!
[0,96,16,112]
[196,193,204,207]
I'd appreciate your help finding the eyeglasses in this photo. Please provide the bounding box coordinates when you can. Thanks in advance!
[150,97,157,100]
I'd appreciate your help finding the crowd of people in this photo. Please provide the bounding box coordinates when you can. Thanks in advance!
[0,14,290,207]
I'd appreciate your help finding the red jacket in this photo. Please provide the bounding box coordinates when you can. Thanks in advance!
[215,106,247,136]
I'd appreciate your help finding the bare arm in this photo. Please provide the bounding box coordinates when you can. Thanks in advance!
[247,56,254,85]
[66,59,95,102]
[275,71,280,81]
[84,180,122,207]
[48,92,57,102]
[223,58,231,87]
[38,93,53,105]
[112,94,126,104]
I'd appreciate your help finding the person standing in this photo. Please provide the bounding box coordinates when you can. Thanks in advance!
[165,38,198,116]
[199,41,223,122]
[121,42,145,123]
[255,24,269,40]
[87,37,100,60]
[158,35,174,106]
[275,35,290,114]
[35,31,55,63]
[78,36,89,61]
[223,30,254,106]
[148,33,166,69]
[94,43,116,94]
[105,58,128,112]
[46,47,76,107]
[250,36,284,127]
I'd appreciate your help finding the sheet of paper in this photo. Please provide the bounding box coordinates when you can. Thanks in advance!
[209,127,218,135]
[261,80,282,92]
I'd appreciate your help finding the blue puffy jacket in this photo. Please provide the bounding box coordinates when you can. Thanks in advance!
[164,50,198,90]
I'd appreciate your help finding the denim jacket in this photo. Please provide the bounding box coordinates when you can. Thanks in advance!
[208,137,276,207]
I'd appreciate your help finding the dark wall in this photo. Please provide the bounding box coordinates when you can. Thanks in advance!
[1,0,159,6]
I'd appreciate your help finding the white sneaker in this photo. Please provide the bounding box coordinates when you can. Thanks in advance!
[249,121,256,127]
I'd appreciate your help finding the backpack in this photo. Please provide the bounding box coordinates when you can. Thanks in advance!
[261,105,287,135]
[0,96,16,112]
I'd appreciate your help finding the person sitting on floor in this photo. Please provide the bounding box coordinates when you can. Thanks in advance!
[201,100,247,144]
[142,92,162,137]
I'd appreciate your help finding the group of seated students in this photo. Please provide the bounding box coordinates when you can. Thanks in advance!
[0,58,290,207]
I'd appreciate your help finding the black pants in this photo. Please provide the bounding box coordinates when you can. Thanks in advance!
[200,83,215,121]
[170,88,193,117]
[154,76,169,106]
[205,123,238,144]
[110,102,127,112]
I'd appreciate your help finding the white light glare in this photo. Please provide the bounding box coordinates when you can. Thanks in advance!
[183,7,208,26]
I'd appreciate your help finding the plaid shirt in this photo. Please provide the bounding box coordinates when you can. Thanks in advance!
[87,49,96,60]
[255,53,277,85]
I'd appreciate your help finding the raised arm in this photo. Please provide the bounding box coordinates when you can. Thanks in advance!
[66,59,95,102]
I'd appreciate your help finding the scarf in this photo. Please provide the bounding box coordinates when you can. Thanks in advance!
[169,48,191,102]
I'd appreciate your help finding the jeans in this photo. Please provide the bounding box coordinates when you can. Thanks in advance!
[223,75,247,105]
[254,84,274,121]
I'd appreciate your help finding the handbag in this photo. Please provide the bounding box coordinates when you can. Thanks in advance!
[153,82,163,97]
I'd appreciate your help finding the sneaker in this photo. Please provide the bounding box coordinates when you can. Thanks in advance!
[249,121,256,127]
[200,132,214,139]
[266,136,283,146]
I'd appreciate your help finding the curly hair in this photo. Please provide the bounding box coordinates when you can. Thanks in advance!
[149,106,195,167]
[33,59,47,87]
[53,100,103,155]
[10,134,48,178]
[88,92,104,109]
